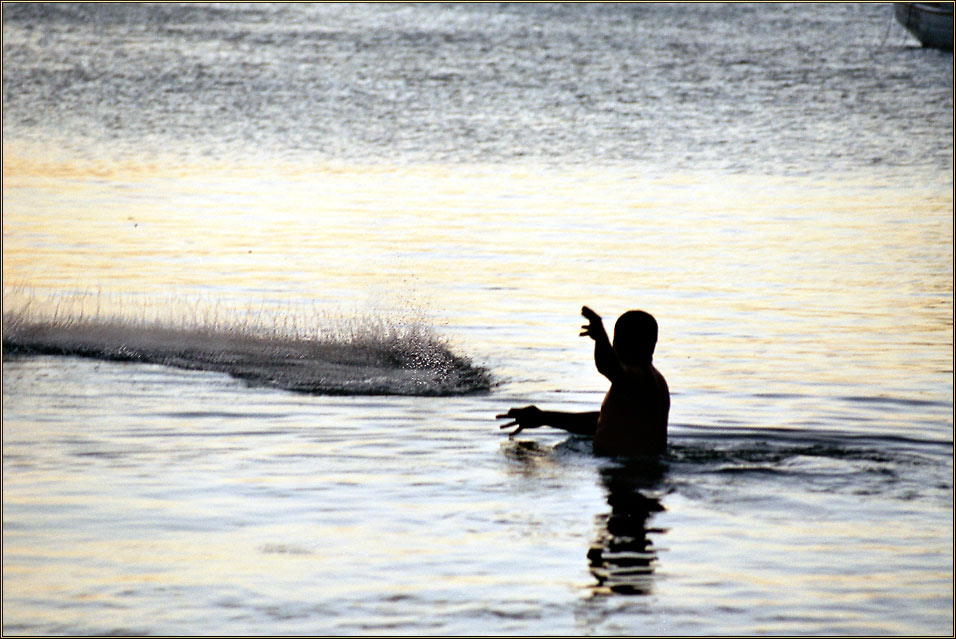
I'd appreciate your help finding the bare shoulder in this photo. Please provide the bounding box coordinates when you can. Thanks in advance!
[652,365,669,391]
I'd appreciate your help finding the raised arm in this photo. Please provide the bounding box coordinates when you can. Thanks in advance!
[580,306,623,381]
[497,406,598,437]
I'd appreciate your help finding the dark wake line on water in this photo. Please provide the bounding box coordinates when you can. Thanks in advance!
[508,422,952,498]
[518,428,952,471]
[2,318,493,397]
[674,423,953,452]
[506,424,951,514]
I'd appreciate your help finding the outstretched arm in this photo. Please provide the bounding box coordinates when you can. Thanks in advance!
[580,306,623,381]
[497,405,598,437]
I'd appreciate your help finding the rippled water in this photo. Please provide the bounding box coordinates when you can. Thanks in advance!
[3,3,953,635]
[3,3,953,173]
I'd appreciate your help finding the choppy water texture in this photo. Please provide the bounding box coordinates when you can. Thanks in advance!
[2,3,953,636]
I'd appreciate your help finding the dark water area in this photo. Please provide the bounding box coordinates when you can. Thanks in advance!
[2,318,492,396]
[3,2,952,178]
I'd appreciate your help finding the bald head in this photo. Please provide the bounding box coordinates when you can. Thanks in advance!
[612,310,658,365]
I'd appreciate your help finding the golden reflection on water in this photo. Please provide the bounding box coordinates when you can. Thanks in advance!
[3,150,952,403]
[2,145,952,633]
[5,153,950,298]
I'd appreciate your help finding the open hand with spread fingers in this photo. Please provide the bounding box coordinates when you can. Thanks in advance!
[496,405,545,437]
[580,305,604,339]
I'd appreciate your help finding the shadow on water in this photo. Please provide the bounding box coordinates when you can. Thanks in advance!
[588,458,667,596]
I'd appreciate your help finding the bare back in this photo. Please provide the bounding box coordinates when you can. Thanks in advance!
[594,363,670,457]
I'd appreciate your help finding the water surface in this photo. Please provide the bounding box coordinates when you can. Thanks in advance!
[3,3,953,635]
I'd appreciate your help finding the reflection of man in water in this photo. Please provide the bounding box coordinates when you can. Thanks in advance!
[589,461,666,595]
[498,306,670,457]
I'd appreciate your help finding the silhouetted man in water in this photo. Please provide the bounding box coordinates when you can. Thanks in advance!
[498,306,670,457]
